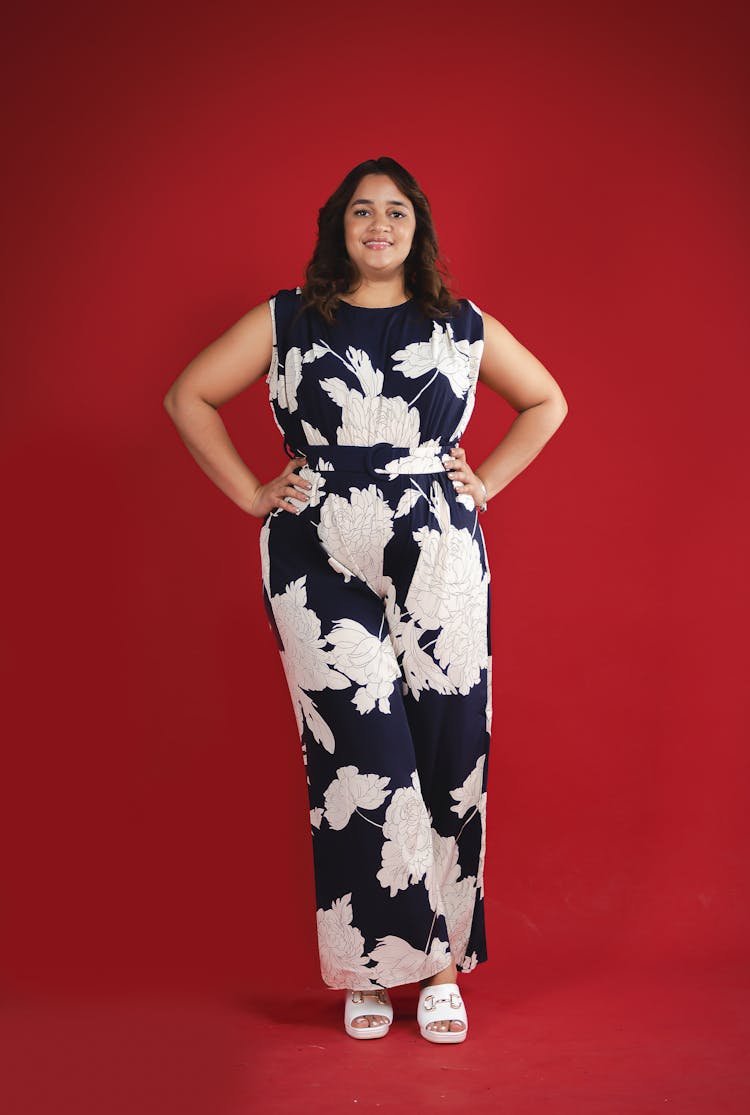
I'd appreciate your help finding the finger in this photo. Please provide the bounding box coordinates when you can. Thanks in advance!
[285,459,313,487]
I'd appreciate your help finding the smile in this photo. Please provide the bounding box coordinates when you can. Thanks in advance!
[364,240,393,250]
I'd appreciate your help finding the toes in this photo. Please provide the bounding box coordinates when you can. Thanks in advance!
[352,1014,388,1027]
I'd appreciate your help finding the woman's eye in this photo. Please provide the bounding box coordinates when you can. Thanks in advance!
[352,208,408,218]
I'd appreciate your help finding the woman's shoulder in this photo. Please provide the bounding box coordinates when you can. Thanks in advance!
[444,295,484,338]
[267,285,303,305]
[266,286,311,350]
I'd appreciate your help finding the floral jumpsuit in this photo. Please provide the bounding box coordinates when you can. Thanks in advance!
[260,287,491,990]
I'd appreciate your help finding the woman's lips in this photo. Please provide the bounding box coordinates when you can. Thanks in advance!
[364,240,392,250]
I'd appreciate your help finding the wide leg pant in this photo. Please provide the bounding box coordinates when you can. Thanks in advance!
[259,445,492,990]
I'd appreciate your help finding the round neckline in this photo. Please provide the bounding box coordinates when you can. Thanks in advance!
[337,297,413,311]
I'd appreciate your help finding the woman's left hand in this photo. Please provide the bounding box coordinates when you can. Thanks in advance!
[442,446,485,509]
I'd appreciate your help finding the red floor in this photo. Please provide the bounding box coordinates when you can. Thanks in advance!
[2,957,747,1114]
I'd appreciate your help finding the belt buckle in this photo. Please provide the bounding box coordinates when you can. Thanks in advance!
[367,442,393,476]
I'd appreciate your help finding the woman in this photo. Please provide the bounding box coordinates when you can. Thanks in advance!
[163,156,567,1043]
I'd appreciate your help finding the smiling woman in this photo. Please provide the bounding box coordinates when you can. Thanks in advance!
[163,154,568,1046]
[302,156,461,320]
[343,183,415,280]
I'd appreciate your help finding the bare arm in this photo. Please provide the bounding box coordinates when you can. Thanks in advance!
[444,311,569,505]
[162,301,311,516]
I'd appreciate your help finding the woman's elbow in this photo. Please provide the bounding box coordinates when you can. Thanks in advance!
[552,387,569,423]
[163,385,186,415]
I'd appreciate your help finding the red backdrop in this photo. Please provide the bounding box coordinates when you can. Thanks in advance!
[2,0,748,997]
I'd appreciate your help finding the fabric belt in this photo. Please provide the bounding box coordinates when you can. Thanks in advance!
[301,441,457,479]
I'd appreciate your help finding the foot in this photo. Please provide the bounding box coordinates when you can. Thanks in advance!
[418,961,467,1042]
[344,989,393,1040]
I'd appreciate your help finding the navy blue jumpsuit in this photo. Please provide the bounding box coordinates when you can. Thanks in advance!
[260,287,491,990]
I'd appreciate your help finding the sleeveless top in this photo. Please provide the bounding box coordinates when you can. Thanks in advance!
[265,287,485,460]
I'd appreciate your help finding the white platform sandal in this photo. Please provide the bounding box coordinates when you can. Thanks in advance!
[417,983,468,1044]
[344,989,394,1040]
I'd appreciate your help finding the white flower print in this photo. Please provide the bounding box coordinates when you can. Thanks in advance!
[394,488,423,519]
[459,951,478,973]
[302,341,332,366]
[450,755,486,820]
[382,579,456,702]
[456,490,476,512]
[339,392,421,448]
[392,322,483,400]
[327,619,401,715]
[432,588,488,694]
[259,515,271,597]
[380,440,447,478]
[284,464,326,512]
[394,615,457,701]
[343,344,383,396]
[301,421,329,446]
[268,347,296,413]
[269,338,322,415]
[318,377,350,408]
[323,765,391,831]
[442,874,477,963]
[450,385,478,443]
[477,790,488,899]
[320,376,421,447]
[367,935,450,986]
[283,347,303,413]
[425,829,459,913]
[425,827,480,959]
[377,772,434,896]
[307,340,422,447]
[317,484,395,595]
[405,483,489,695]
[316,893,373,988]
[297,689,336,754]
[270,576,350,752]
[317,342,384,397]
[310,807,324,829]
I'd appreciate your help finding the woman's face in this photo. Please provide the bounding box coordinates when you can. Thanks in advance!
[342,174,416,282]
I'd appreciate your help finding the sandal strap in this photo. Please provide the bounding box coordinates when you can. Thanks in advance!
[421,990,463,1010]
[350,989,390,1005]
[417,982,467,1028]
[345,988,394,1027]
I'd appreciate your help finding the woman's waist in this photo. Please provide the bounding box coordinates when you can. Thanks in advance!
[299,441,457,478]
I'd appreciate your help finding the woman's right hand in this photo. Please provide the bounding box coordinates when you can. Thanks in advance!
[247,456,312,518]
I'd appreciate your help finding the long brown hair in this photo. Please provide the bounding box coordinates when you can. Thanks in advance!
[300,156,460,323]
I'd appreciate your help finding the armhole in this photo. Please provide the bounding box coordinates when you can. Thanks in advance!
[466,298,484,333]
[265,296,279,384]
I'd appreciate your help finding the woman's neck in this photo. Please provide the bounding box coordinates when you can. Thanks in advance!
[340,276,410,308]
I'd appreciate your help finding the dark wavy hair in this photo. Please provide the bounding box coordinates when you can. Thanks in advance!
[300,156,460,323]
